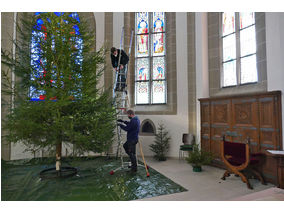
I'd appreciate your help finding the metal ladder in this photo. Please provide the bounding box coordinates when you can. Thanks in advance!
[110,28,150,177]
[111,27,133,171]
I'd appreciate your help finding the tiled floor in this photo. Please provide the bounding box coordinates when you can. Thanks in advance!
[138,157,284,201]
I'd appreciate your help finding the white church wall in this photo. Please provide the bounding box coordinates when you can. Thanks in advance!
[195,12,209,147]
[10,143,34,160]
[138,13,189,158]
[113,12,124,48]
[266,12,284,148]
[93,12,105,51]
[112,13,124,89]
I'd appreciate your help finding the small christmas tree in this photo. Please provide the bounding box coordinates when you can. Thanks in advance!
[149,123,171,161]
[1,13,116,170]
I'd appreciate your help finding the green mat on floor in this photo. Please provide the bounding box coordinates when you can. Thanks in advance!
[2,156,187,201]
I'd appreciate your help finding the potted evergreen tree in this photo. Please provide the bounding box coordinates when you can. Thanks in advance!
[1,13,116,173]
[149,123,171,161]
[186,144,213,172]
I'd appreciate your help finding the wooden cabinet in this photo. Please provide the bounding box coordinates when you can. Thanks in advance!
[199,91,282,185]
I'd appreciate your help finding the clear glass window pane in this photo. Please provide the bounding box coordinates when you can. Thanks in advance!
[152,81,166,104]
[137,34,149,57]
[223,60,237,87]
[153,57,165,80]
[222,12,235,36]
[152,33,165,56]
[135,82,149,104]
[222,34,236,62]
[136,12,149,34]
[241,55,258,84]
[239,12,255,29]
[136,58,150,81]
[153,12,165,32]
[240,26,256,57]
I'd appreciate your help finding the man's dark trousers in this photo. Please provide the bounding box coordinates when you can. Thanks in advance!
[123,140,138,170]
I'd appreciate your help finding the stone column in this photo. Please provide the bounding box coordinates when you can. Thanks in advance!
[1,12,15,160]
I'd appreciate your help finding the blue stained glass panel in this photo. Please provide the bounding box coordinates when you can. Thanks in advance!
[153,12,165,33]
[152,33,165,56]
[136,12,149,34]
[136,58,149,81]
[30,12,81,101]
[69,13,80,23]
[153,57,165,80]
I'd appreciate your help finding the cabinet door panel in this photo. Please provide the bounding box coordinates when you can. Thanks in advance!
[259,97,279,150]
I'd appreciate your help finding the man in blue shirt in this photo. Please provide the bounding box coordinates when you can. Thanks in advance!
[117,109,140,172]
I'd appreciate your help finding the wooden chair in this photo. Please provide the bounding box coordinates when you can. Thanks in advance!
[220,135,266,189]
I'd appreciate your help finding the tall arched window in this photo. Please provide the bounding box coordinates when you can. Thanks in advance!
[135,12,167,104]
[221,12,257,87]
[30,12,82,101]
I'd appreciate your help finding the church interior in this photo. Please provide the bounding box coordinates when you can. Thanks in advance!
[1,8,284,205]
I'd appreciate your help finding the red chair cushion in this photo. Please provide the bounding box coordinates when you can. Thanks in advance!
[227,157,246,166]
[224,141,246,159]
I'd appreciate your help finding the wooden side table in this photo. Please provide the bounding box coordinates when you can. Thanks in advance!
[266,150,284,189]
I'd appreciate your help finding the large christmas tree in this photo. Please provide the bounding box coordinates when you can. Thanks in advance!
[1,13,116,170]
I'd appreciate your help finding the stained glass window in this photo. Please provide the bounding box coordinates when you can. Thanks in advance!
[153,12,165,32]
[153,57,165,80]
[135,12,166,104]
[239,12,254,29]
[135,82,149,104]
[136,12,149,34]
[30,12,82,101]
[152,33,165,56]
[137,34,149,57]
[136,58,150,81]
[221,12,257,87]
[136,12,149,58]
[222,12,235,36]
[152,81,166,104]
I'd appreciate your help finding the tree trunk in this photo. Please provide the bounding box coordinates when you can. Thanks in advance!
[56,142,62,171]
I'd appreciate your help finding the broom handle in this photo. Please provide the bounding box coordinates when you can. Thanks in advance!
[139,141,149,175]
